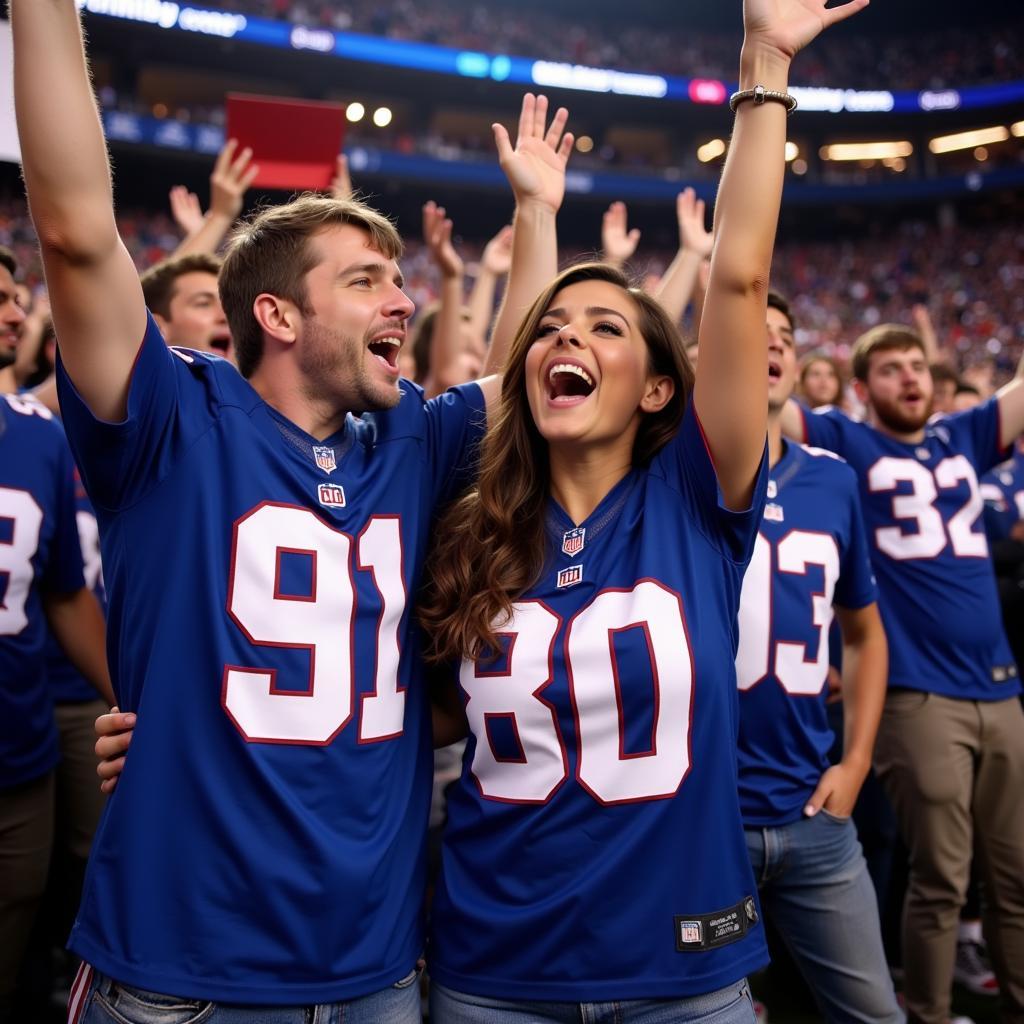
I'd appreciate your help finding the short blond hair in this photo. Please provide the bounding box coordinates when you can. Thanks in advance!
[219,194,402,378]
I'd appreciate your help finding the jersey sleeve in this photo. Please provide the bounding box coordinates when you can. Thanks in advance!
[660,402,768,565]
[423,382,487,506]
[40,429,87,597]
[56,313,219,512]
[801,405,852,457]
[946,399,1009,476]
[833,469,878,611]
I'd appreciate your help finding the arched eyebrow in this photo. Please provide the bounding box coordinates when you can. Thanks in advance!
[542,306,630,325]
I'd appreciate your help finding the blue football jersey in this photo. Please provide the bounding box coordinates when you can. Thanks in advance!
[980,447,1024,543]
[802,400,1019,699]
[46,467,107,703]
[57,314,485,1003]
[736,443,877,826]
[0,393,85,787]
[429,404,769,1001]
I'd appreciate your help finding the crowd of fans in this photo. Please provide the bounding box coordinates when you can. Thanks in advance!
[203,0,1024,88]
[3,193,1021,383]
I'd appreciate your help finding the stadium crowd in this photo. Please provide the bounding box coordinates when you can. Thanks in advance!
[4,195,1022,383]
[203,0,1024,88]
[3,2,1024,1024]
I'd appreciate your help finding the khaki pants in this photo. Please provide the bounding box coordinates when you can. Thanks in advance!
[0,772,55,999]
[874,691,1024,1024]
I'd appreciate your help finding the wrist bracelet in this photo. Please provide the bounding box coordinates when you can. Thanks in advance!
[729,85,798,114]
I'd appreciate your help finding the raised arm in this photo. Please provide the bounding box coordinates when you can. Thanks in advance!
[601,202,641,271]
[996,347,1024,447]
[421,201,468,396]
[171,139,258,260]
[910,303,945,365]
[486,93,573,379]
[655,188,714,324]
[12,0,147,422]
[466,224,513,345]
[696,0,867,509]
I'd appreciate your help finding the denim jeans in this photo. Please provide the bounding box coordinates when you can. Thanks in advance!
[745,811,903,1024]
[429,978,756,1024]
[72,965,422,1024]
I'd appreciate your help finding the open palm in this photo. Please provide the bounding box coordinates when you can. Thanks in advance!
[493,93,574,214]
[744,0,869,61]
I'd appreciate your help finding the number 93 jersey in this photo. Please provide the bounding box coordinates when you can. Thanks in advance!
[802,401,1019,700]
[735,442,877,826]
[0,394,85,787]
[429,404,769,1001]
[56,314,486,1004]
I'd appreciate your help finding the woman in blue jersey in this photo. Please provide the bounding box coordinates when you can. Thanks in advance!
[416,1,869,1020]
[93,2,867,1016]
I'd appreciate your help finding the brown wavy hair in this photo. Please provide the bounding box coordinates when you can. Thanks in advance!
[418,262,694,665]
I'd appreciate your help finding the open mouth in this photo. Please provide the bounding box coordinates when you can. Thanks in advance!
[768,359,782,381]
[368,336,402,370]
[547,361,596,404]
[209,333,231,355]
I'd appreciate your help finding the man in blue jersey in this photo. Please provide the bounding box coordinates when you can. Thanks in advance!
[0,246,113,1024]
[738,293,899,1022]
[981,439,1024,679]
[981,439,1024,545]
[780,324,1024,1024]
[11,6,586,1022]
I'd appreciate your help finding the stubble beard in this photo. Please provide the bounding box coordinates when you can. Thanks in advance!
[300,317,400,416]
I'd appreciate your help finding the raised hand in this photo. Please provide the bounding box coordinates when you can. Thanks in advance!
[676,188,714,259]
[169,185,204,237]
[601,201,641,268]
[481,224,514,277]
[743,0,869,63]
[209,138,259,222]
[492,94,574,214]
[329,154,353,202]
[423,200,464,280]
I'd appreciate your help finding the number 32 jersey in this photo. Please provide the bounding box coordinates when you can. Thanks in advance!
[57,314,485,1004]
[429,404,769,1001]
[802,401,1019,700]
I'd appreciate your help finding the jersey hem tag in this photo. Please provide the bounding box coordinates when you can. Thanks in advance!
[675,896,758,952]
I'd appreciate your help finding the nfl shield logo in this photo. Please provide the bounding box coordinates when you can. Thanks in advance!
[312,445,337,475]
[679,921,702,945]
[562,527,586,558]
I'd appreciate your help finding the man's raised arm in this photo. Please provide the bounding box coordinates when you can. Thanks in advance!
[12,0,148,422]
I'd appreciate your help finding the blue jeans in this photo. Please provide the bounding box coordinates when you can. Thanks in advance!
[745,811,903,1024]
[73,966,422,1024]
[430,978,756,1023]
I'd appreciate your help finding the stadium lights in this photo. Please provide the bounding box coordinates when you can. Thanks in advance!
[373,107,393,128]
[346,103,365,123]
[697,139,726,163]
[819,141,913,162]
[1009,121,1024,138]
[576,136,594,153]
[785,142,799,162]
[928,126,1009,154]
